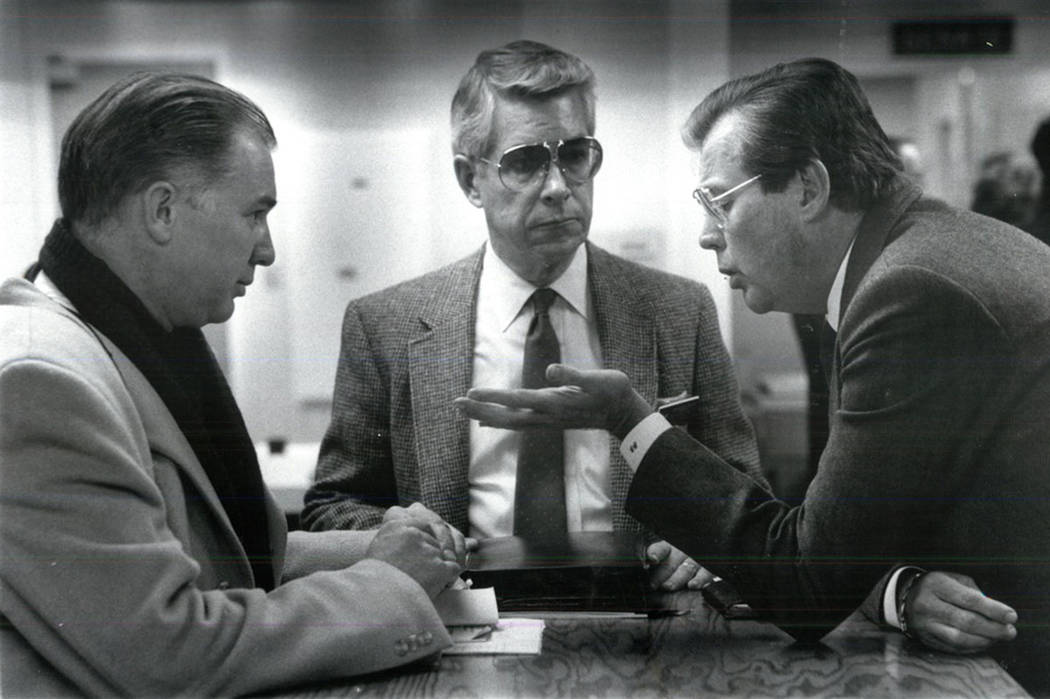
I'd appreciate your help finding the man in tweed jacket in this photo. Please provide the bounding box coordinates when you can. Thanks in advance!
[302,41,763,590]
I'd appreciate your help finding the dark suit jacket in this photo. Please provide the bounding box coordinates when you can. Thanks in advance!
[626,184,1050,690]
[302,242,762,534]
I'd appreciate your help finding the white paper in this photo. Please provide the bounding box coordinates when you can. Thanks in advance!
[434,586,499,627]
[444,618,545,655]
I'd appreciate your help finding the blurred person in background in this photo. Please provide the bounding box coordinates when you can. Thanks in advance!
[1025,117,1050,246]
[971,150,1038,228]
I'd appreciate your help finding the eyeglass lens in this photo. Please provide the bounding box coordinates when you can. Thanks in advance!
[498,138,602,190]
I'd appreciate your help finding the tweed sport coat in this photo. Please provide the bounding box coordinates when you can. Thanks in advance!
[625,185,1050,690]
[0,278,450,697]
[302,242,763,534]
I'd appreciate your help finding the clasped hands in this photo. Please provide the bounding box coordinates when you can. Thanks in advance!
[453,363,1019,654]
[365,503,477,599]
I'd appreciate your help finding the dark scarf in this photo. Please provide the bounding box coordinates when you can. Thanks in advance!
[33,219,275,590]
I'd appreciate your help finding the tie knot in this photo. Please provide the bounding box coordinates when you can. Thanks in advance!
[532,288,557,315]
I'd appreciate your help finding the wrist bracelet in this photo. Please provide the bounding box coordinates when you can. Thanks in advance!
[896,568,928,639]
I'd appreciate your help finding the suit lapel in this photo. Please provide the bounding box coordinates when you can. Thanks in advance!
[588,244,657,527]
[97,335,250,563]
[8,279,250,567]
[841,184,923,315]
[408,249,483,530]
[832,183,923,406]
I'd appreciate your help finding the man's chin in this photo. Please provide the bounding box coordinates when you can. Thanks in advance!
[741,289,775,315]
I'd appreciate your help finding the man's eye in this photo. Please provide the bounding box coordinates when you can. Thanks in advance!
[502,147,545,176]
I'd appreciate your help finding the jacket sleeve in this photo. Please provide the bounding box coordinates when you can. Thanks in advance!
[0,356,451,697]
[302,301,396,530]
[627,266,1007,639]
[685,283,766,489]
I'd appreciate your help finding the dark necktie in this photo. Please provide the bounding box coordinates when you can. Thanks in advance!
[513,288,568,541]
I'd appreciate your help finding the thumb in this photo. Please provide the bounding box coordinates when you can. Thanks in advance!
[546,363,583,386]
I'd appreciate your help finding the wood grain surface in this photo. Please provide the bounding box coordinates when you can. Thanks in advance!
[267,591,1027,698]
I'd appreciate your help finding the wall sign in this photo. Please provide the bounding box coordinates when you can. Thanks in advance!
[893,17,1014,55]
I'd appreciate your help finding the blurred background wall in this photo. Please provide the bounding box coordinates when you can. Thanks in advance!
[3,0,1049,493]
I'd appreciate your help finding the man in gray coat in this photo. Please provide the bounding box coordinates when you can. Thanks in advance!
[0,72,466,696]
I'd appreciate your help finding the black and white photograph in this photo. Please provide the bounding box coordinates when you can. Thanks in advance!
[2,1,1049,696]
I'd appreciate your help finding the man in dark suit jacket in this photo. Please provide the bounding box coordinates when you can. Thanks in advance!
[301,40,762,590]
[457,58,1037,688]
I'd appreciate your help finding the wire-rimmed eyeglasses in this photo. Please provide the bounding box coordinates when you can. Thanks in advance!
[479,137,603,192]
[692,174,762,228]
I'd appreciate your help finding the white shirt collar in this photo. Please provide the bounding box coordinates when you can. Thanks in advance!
[825,238,855,332]
[480,243,590,332]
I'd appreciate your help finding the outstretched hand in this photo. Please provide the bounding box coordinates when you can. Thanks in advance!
[905,571,1017,654]
[454,364,653,439]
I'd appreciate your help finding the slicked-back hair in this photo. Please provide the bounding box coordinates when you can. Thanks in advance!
[683,58,902,211]
[58,72,276,227]
[450,40,596,159]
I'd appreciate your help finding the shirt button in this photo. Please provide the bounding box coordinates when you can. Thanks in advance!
[218,581,230,590]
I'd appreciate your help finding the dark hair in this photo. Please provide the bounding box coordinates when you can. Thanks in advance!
[58,72,276,226]
[682,58,902,211]
[450,40,596,158]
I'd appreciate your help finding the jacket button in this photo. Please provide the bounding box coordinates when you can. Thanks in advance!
[421,631,433,645]
[218,581,230,590]
[394,640,408,656]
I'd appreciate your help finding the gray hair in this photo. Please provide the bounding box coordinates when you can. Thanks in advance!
[450,40,596,158]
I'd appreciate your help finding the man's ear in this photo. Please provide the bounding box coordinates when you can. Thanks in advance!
[142,181,178,244]
[797,158,831,222]
[453,154,484,209]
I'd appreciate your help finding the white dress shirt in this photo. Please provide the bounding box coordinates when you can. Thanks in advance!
[468,244,612,539]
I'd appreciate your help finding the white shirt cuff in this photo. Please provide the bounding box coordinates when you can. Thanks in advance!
[619,413,672,472]
[882,565,919,629]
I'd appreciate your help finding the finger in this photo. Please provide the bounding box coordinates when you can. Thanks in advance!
[454,397,549,428]
[383,505,409,521]
[646,543,684,590]
[647,559,674,590]
[915,595,1016,641]
[463,387,544,408]
[920,620,998,654]
[546,365,620,396]
[406,502,442,521]
[687,566,716,590]
[545,363,586,386]
[937,576,1018,625]
[391,518,441,545]
[660,559,701,591]
[429,521,455,553]
[446,524,469,566]
[646,540,672,565]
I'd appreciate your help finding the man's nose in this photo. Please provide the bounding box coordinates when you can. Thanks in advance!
[540,161,572,203]
[253,225,276,267]
[698,216,725,251]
